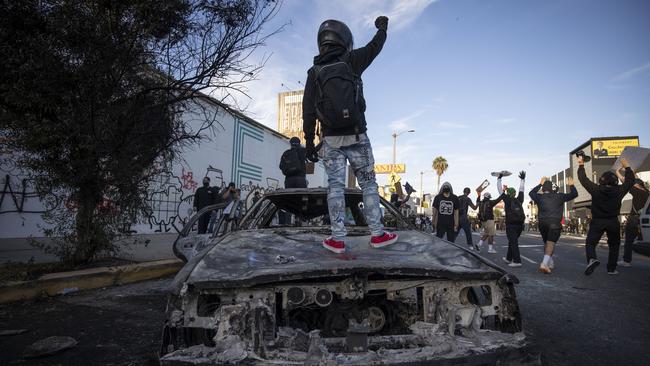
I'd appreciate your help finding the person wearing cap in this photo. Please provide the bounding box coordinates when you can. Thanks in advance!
[279,137,308,188]
[577,156,634,275]
[477,191,502,254]
[529,176,578,274]
[302,16,398,253]
[614,170,649,267]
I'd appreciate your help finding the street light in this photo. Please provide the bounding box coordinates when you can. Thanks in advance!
[419,170,435,214]
[392,129,415,166]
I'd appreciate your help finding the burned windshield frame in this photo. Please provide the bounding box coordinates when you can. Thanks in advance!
[238,193,413,230]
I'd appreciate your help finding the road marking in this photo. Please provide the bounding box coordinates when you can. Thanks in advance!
[520,255,536,264]
[519,245,544,248]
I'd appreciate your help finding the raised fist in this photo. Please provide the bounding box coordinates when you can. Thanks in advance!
[375,16,388,31]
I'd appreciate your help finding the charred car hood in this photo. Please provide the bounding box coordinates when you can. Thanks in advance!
[171,230,506,294]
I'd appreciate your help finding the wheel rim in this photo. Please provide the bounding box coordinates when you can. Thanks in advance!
[366,306,386,333]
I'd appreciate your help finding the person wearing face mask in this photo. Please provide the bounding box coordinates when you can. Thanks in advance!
[497,171,526,267]
[577,156,634,275]
[302,16,398,253]
[432,182,459,242]
[614,170,649,267]
[194,177,216,234]
[457,187,479,250]
[529,176,577,274]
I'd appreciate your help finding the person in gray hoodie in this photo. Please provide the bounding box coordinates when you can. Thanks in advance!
[432,182,459,242]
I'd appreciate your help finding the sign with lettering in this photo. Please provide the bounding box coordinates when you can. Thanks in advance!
[374,164,406,174]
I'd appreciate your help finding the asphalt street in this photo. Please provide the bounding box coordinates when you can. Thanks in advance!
[1,231,649,365]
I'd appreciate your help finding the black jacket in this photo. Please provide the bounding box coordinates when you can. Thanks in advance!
[529,184,578,220]
[479,196,502,221]
[193,186,216,210]
[499,191,525,224]
[302,30,386,140]
[458,195,478,218]
[578,166,634,219]
[279,146,307,177]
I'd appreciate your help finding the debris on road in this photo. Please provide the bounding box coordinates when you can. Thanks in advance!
[23,336,78,358]
[0,329,28,336]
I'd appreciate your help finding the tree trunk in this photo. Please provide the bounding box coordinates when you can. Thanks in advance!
[437,175,441,193]
[72,187,102,264]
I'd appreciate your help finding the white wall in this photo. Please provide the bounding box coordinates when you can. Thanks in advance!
[0,99,326,238]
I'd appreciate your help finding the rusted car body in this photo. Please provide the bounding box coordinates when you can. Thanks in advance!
[160,188,541,365]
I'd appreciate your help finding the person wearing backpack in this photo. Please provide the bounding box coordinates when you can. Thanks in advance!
[302,16,398,253]
[529,175,578,274]
[477,192,502,254]
[279,137,308,188]
[497,171,526,267]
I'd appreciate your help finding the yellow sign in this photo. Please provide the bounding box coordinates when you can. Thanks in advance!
[374,164,406,174]
[591,138,639,158]
[388,172,401,185]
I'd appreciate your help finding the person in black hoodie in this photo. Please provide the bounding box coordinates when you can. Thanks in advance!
[497,171,526,267]
[615,170,649,267]
[529,176,578,273]
[279,137,308,188]
[193,177,216,234]
[577,156,634,275]
[432,182,459,242]
[457,187,479,250]
[302,16,398,253]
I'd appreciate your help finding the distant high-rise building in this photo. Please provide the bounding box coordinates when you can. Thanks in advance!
[277,90,320,144]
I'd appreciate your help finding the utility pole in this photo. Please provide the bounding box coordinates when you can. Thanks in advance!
[391,129,415,170]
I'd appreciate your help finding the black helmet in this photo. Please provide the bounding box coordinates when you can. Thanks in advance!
[599,171,618,186]
[318,19,353,51]
[289,137,300,146]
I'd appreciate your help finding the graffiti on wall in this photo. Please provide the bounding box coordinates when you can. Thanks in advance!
[0,157,60,215]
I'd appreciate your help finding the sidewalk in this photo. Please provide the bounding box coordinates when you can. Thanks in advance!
[0,233,178,264]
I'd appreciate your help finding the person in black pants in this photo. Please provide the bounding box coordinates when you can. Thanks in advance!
[432,182,459,242]
[193,177,216,234]
[529,176,578,274]
[457,187,479,250]
[497,171,527,267]
[614,170,649,266]
[577,156,634,275]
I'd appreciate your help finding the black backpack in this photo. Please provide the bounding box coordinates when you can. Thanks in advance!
[280,149,303,177]
[508,197,526,224]
[313,55,366,133]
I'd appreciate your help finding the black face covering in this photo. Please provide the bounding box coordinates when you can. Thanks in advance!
[203,181,209,187]
[442,187,450,194]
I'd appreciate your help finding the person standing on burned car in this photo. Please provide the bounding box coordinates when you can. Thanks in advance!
[614,169,649,267]
[432,182,459,242]
[529,176,577,274]
[577,156,634,275]
[302,16,398,253]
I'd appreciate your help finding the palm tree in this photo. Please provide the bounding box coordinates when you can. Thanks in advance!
[432,156,448,192]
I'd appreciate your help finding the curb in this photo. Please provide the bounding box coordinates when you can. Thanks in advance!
[0,258,183,304]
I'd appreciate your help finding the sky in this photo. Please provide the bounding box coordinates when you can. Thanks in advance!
[225,0,650,199]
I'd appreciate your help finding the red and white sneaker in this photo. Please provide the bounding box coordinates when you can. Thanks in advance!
[323,237,345,253]
[370,232,399,248]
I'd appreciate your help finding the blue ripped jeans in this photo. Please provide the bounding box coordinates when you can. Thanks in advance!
[322,135,384,240]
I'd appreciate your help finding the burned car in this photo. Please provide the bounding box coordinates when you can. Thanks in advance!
[160,188,541,365]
